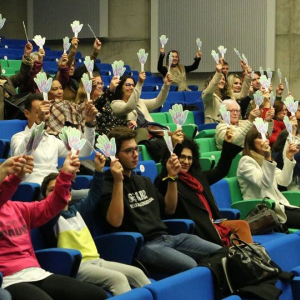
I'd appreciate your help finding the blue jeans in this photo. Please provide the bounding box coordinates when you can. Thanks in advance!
[138,233,221,274]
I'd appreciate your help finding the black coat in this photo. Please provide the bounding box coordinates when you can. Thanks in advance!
[156,141,242,246]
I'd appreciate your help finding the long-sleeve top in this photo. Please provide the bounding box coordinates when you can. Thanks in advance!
[0,55,32,119]
[237,153,296,222]
[11,123,95,184]
[0,171,71,277]
[111,81,170,122]
[41,171,104,263]
[228,76,251,101]
[202,72,223,124]
[269,119,286,146]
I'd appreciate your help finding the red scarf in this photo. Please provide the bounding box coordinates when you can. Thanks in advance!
[179,171,231,246]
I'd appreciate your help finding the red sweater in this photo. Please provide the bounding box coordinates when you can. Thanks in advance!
[269,119,286,146]
[0,171,71,277]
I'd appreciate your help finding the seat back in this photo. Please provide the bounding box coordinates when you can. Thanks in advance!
[224,177,243,204]
[145,267,215,300]
[110,288,153,300]
[11,182,41,202]
[0,120,28,139]
[150,112,168,124]
[196,138,218,153]
[137,160,157,183]
[196,129,216,138]
[210,179,232,209]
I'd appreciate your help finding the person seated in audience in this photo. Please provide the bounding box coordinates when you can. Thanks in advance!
[269,100,291,147]
[46,79,96,135]
[111,71,172,128]
[18,48,45,94]
[221,61,229,78]
[157,47,202,91]
[99,126,222,275]
[237,127,300,229]
[10,93,96,185]
[56,37,101,102]
[202,60,252,124]
[155,131,253,246]
[75,72,127,135]
[40,152,151,296]
[215,99,274,150]
[0,38,33,120]
[0,154,107,300]
[273,129,300,191]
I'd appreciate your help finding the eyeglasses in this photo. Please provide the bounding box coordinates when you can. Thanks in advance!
[96,82,104,86]
[179,154,193,162]
[228,109,240,114]
[119,146,141,156]
[125,83,135,88]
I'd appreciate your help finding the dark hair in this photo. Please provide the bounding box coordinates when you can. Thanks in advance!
[41,172,59,198]
[114,75,137,100]
[273,100,286,119]
[242,127,262,157]
[24,93,44,111]
[107,126,137,153]
[173,138,201,173]
[222,61,229,66]
[272,130,289,152]
[204,72,228,99]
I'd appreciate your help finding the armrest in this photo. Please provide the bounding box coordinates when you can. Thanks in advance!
[282,191,300,207]
[94,232,144,265]
[35,248,82,277]
[231,199,275,219]
[219,208,240,220]
[163,219,195,235]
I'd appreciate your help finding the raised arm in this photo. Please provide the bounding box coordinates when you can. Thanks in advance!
[106,159,124,227]
[157,48,168,77]
[184,50,202,73]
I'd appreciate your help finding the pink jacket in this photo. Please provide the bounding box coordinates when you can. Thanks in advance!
[0,171,72,277]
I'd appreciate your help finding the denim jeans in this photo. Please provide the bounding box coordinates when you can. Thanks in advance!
[0,288,11,300]
[138,233,221,274]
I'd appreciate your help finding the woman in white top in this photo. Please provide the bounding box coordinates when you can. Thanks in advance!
[237,127,300,228]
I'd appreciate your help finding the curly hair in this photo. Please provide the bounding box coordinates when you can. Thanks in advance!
[114,75,137,100]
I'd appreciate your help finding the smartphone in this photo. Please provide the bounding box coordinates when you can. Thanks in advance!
[213,218,227,224]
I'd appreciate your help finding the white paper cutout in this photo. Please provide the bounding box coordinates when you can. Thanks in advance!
[259,66,264,76]
[159,35,168,48]
[283,115,294,142]
[95,135,116,160]
[112,60,126,79]
[266,68,273,80]
[81,73,92,101]
[253,90,264,109]
[270,91,276,107]
[33,35,46,49]
[84,56,94,78]
[196,38,202,50]
[219,104,231,126]
[34,72,53,100]
[277,69,282,83]
[284,95,298,116]
[163,131,173,155]
[242,53,248,66]
[259,75,271,92]
[59,127,87,156]
[0,14,6,30]
[233,48,242,60]
[71,20,83,38]
[169,103,188,130]
[137,49,148,72]
[253,118,268,141]
[63,37,71,53]
[26,122,45,154]
[211,50,219,63]
[285,77,290,94]
[218,45,227,58]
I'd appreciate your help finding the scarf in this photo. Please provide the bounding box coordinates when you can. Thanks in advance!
[179,171,231,246]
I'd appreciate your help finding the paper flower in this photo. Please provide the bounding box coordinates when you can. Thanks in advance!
[250,71,255,79]
[71,20,83,38]
[26,122,45,154]
[0,14,6,30]
[283,116,293,138]
[96,135,116,160]
[159,35,168,48]
[33,35,46,49]
[111,60,126,78]
[34,72,53,100]
[84,56,94,78]
[285,77,290,94]
[81,73,92,101]
[253,90,264,108]
[196,38,202,50]
[266,68,273,79]
[259,75,271,92]
[163,131,173,154]
[278,69,282,83]
[59,127,86,155]
[137,48,148,71]
[253,118,268,141]
[270,91,276,107]
[211,50,219,63]
[218,45,227,58]
[219,104,231,126]
[242,54,248,66]
[233,48,242,60]
[284,95,298,116]
[169,104,189,129]
[259,66,264,76]
[63,37,71,53]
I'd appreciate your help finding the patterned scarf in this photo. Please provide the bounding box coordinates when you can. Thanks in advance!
[179,171,231,246]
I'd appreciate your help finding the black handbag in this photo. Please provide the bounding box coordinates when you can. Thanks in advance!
[244,197,281,235]
[223,237,281,293]
[4,92,30,120]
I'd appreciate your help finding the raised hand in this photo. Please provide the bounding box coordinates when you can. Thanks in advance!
[93,38,102,52]
[286,142,299,160]
[110,76,120,92]
[71,37,79,50]
[62,151,80,175]
[110,159,124,182]
[94,152,106,172]
[24,41,33,56]
[164,73,172,86]
[224,127,234,143]
[166,153,181,177]
[85,100,98,123]
[138,71,146,83]
[16,155,34,179]
[37,100,50,122]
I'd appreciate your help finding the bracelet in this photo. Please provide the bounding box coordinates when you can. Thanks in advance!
[162,175,178,182]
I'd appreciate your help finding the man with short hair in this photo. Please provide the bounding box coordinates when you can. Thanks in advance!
[11,93,97,184]
[100,126,221,275]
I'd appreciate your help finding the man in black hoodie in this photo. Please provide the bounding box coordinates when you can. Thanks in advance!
[100,126,221,275]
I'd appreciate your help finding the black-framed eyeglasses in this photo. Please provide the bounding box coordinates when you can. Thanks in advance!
[228,109,240,114]
[96,82,104,86]
[125,83,135,88]
[179,154,193,162]
[119,146,141,156]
